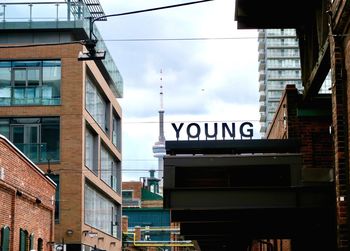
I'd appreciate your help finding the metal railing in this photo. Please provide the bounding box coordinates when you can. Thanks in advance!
[0,1,123,98]
[0,86,60,106]
[0,2,88,23]
[15,142,47,162]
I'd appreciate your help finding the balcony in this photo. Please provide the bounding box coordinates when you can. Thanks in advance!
[0,86,60,106]
[259,93,266,102]
[0,1,123,98]
[15,143,47,163]
[122,199,141,208]
[259,83,265,92]
[259,104,266,112]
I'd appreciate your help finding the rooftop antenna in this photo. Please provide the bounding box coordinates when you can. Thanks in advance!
[159,69,165,142]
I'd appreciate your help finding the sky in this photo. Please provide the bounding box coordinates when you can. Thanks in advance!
[94,0,260,181]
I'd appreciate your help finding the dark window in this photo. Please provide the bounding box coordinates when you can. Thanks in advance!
[122,191,133,200]
[1,226,10,251]
[37,238,43,251]
[112,112,121,150]
[0,117,60,163]
[85,126,98,175]
[19,229,28,251]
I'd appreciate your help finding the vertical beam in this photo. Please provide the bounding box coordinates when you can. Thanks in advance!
[329,33,350,250]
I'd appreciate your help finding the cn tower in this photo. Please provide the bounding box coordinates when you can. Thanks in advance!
[152,72,166,194]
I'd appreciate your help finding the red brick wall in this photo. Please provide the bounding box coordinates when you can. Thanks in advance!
[0,136,55,251]
[262,85,334,251]
[267,85,333,170]
[123,182,143,200]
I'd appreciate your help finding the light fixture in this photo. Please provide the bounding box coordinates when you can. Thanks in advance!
[66,229,73,236]
[78,50,106,61]
[88,232,98,238]
[82,230,98,238]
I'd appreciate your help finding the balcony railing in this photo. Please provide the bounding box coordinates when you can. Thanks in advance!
[0,86,60,106]
[15,143,47,163]
[122,199,141,208]
[0,1,123,98]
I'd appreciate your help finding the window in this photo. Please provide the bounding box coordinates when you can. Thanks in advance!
[101,144,120,193]
[85,126,98,175]
[48,174,60,223]
[0,60,61,106]
[0,117,60,163]
[85,75,108,132]
[37,238,43,251]
[29,233,34,251]
[112,112,121,150]
[84,183,121,238]
[1,226,10,251]
[122,190,133,200]
[19,229,28,251]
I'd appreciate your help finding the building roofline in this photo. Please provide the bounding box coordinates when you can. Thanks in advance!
[0,134,57,187]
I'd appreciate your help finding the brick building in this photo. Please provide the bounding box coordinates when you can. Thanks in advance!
[0,1,123,250]
[122,171,194,251]
[247,85,335,251]
[0,134,56,251]
[235,0,350,249]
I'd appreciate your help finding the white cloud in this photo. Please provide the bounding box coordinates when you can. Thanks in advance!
[97,0,260,180]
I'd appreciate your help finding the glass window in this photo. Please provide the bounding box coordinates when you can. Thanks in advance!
[0,119,9,139]
[85,126,98,175]
[41,117,60,161]
[13,68,27,87]
[85,75,108,132]
[112,113,121,150]
[0,117,60,163]
[1,226,10,251]
[84,183,121,238]
[29,233,34,250]
[0,60,61,106]
[122,190,133,200]
[43,61,61,103]
[0,62,11,106]
[101,144,120,193]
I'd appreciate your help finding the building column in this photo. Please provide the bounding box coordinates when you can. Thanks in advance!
[330,33,350,250]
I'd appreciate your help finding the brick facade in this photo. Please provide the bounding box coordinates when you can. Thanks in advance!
[0,43,122,250]
[267,85,334,171]
[0,135,55,251]
[256,85,335,251]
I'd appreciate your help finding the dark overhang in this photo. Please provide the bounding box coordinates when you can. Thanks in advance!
[166,139,300,155]
[163,139,335,250]
[234,0,321,29]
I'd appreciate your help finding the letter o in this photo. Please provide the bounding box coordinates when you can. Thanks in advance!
[187,123,201,139]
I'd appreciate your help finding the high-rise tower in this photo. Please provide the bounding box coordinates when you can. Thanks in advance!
[152,73,166,194]
[258,28,331,137]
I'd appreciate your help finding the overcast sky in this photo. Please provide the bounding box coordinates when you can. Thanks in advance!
[95,0,260,181]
